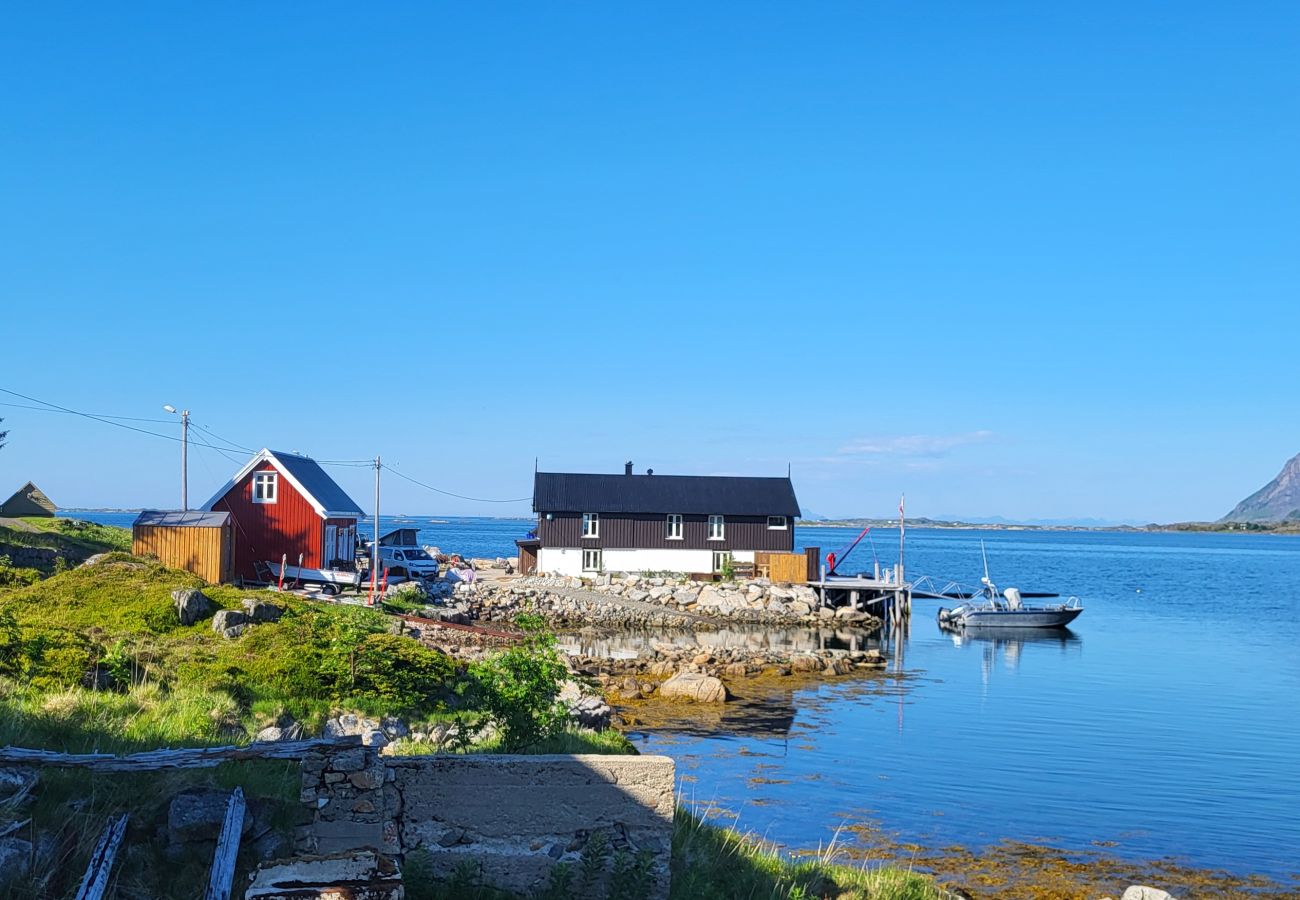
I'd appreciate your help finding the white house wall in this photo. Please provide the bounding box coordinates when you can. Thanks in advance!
[538,547,585,578]
[599,548,716,575]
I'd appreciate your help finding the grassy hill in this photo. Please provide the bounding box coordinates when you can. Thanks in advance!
[0,556,464,752]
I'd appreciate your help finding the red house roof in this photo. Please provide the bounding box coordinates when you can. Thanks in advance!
[201,449,365,519]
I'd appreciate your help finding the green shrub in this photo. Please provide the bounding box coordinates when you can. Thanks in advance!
[468,613,571,752]
[347,633,457,713]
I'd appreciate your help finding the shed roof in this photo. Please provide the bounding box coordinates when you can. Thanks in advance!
[533,472,801,517]
[133,510,231,528]
[201,449,366,519]
[0,481,57,517]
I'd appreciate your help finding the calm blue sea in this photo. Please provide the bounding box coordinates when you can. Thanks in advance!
[71,513,1300,879]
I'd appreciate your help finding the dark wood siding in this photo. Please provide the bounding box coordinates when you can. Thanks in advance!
[536,513,793,553]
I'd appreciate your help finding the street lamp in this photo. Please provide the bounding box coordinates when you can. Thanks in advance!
[164,405,190,511]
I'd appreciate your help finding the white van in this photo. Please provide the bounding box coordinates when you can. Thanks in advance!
[376,545,440,580]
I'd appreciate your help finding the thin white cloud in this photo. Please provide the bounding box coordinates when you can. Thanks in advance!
[836,430,994,458]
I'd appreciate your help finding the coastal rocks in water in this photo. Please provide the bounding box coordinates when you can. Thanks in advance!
[1120,888,1178,900]
[211,609,249,639]
[558,680,612,730]
[657,672,730,703]
[173,588,215,625]
[241,598,285,623]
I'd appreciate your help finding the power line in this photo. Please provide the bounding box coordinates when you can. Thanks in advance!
[381,464,532,504]
[0,399,177,424]
[2,386,531,505]
[189,421,255,454]
[0,387,187,444]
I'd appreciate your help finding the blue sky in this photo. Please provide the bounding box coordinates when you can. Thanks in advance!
[1,3,1296,523]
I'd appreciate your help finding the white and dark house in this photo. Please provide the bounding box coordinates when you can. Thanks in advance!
[518,463,801,577]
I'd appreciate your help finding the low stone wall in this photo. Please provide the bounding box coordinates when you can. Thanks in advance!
[298,749,675,899]
[464,574,877,628]
[0,544,59,569]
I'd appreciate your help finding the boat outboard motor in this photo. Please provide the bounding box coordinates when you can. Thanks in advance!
[1003,587,1023,610]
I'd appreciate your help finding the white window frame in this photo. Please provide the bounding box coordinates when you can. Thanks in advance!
[581,513,599,538]
[767,515,787,530]
[708,514,725,541]
[252,471,278,504]
[582,548,603,572]
[712,550,732,573]
[666,514,683,540]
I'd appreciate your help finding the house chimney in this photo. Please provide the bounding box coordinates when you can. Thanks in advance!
[647,468,654,476]
[625,461,633,476]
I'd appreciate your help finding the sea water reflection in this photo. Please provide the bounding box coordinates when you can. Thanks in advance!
[567,536,1300,883]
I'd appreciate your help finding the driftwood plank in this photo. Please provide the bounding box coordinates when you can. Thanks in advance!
[204,787,246,900]
[0,736,361,772]
[74,814,128,900]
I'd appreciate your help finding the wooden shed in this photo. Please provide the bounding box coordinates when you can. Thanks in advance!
[0,481,57,518]
[132,510,233,584]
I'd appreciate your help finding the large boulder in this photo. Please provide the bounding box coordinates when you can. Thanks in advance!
[211,609,249,639]
[0,767,36,799]
[255,719,304,743]
[0,837,32,885]
[241,599,285,623]
[657,672,730,703]
[173,588,215,626]
[168,789,251,844]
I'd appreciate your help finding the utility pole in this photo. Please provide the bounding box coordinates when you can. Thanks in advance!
[164,405,190,510]
[373,456,381,596]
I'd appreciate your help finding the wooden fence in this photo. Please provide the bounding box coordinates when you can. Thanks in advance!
[756,552,809,583]
[0,736,359,772]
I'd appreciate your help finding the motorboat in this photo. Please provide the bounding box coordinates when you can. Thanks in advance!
[937,588,1083,628]
[929,541,1083,629]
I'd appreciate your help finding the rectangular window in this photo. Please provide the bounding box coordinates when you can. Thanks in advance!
[252,471,278,504]
[708,514,725,540]
[713,550,732,573]
[582,548,602,572]
[666,514,683,540]
[581,513,599,538]
[767,515,787,530]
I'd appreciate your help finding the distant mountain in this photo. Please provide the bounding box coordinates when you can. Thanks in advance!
[1221,452,1300,523]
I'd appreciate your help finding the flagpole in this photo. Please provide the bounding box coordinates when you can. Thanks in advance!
[898,493,905,581]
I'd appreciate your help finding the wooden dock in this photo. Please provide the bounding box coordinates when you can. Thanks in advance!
[810,563,912,623]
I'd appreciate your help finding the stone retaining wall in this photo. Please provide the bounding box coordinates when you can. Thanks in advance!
[465,574,879,628]
[298,749,675,899]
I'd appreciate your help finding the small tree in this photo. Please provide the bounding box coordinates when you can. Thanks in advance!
[470,613,571,752]
[0,417,6,451]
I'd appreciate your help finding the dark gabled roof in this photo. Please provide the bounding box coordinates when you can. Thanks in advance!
[201,449,366,518]
[270,451,366,518]
[134,510,231,528]
[533,472,801,517]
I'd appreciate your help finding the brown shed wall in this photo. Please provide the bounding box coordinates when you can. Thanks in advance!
[132,524,232,584]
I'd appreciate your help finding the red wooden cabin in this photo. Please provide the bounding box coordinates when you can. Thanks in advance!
[201,448,365,583]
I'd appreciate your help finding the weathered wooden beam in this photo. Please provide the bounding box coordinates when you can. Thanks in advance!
[74,814,129,900]
[204,787,246,900]
[0,736,361,772]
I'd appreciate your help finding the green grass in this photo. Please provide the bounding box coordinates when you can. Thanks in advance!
[387,726,637,757]
[671,808,944,900]
[18,516,133,552]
